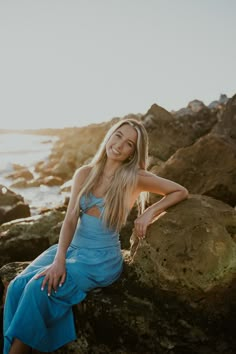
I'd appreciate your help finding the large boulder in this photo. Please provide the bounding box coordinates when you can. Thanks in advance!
[0,185,30,225]
[0,210,65,267]
[130,195,236,315]
[152,134,236,207]
[142,102,217,163]
[151,94,236,207]
[1,195,236,353]
[211,93,236,140]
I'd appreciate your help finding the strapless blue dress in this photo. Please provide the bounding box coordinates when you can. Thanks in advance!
[3,193,123,353]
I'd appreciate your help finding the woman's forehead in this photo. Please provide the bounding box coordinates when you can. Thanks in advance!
[116,124,138,142]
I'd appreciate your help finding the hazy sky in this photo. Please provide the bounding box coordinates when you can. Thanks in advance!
[0,0,235,129]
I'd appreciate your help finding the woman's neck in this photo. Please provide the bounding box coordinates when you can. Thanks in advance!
[102,159,121,178]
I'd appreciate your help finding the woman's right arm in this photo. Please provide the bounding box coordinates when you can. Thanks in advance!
[35,165,91,295]
[54,166,90,262]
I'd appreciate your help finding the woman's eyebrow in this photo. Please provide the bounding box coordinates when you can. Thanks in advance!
[128,139,135,145]
[116,130,136,144]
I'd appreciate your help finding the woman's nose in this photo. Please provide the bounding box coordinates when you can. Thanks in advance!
[115,140,123,150]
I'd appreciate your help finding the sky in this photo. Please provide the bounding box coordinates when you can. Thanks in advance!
[0,0,235,129]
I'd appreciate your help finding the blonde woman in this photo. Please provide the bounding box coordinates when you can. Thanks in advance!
[4,118,188,354]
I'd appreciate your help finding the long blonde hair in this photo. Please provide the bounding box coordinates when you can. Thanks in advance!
[75,116,149,231]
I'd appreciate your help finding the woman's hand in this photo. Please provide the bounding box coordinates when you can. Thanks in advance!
[34,259,66,296]
[134,210,153,239]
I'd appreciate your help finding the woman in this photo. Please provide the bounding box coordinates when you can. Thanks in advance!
[4,117,188,353]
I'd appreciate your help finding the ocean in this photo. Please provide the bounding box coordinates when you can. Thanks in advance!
[0,133,68,215]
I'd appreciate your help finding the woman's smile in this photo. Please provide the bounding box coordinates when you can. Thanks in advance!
[111,147,121,155]
[106,124,137,162]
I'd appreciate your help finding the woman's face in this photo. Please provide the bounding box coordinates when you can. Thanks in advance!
[106,124,137,163]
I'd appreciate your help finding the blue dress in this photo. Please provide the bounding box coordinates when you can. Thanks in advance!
[3,193,123,353]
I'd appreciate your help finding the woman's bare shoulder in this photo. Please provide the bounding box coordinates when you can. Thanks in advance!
[73,165,92,184]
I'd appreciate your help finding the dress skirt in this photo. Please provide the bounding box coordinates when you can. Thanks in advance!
[3,194,123,353]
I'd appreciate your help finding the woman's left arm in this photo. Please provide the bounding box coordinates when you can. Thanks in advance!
[134,170,189,239]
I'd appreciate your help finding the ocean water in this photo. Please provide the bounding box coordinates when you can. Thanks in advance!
[0,133,68,214]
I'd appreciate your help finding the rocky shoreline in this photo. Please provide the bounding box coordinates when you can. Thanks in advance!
[0,94,236,353]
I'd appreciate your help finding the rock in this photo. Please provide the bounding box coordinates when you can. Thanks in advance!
[218,94,229,105]
[130,194,236,315]
[0,185,24,206]
[37,119,119,181]
[153,134,236,207]
[1,195,236,352]
[1,251,236,353]
[147,154,165,170]
[188,99,206,113]
[0,210,65,266]
[208,94,229,110]
[12,163,26,171]
[0,202,31,225]
[34,158,60,177]
[9,177,28,188]
[173,99,206,117]
[34,160,47,173]
[0,261,30,303]
[60,179,72,192]
[152,95,236,207]
[211,93,236,141]
[0,261,30,352]
[6,168,34,181]
[0,185,30,225]
[50,151,76,179]
[120,206,139,250]
[39,176,63,187]
[10,176,64,188]
[143,103,217,161]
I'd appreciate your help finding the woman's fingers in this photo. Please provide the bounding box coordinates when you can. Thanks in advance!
[48,276,58,296]
[59,272,66,287]
[52,277,59,293]
[35,264,66,295]
[34,269,47,279]
[41,274,50,292]
[40,272,66,295]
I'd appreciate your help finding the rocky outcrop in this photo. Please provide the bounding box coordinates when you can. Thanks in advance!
[6,168,34,181]
[0,185,30,225]
[142,101,217,164]
[153,134,236,206]
[6,165,64,189]
[9,175,64,189]
[0,210,64,267]
[211,93,236,140]
[130,195,236,313]
[1,195,236,353]
[152,94,236,207]
[35,119,119,181]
